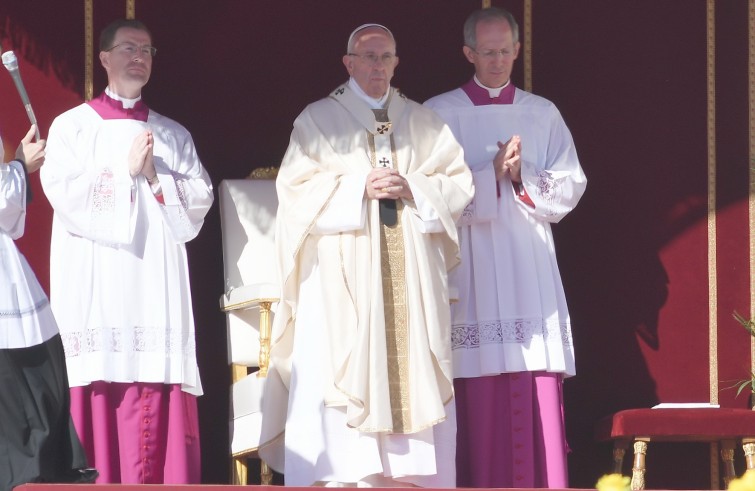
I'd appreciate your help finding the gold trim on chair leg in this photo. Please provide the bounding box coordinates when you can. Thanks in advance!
[231,363,248,384]
[232,456,248,485]
[257,299,274,483]
[743,439,755,470]
[261,460,273,485]
[230,362,249,485]
[612,441,628,474]
[258,301,273,378]
[720,440,736,488]
[631,439,648,491]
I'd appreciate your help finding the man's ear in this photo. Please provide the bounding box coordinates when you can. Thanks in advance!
[99,51,109,69]
[462,46,475,64]
[342,55,354,75]
[513,41,521,60]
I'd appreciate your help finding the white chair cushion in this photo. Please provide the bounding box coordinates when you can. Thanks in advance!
[219,179,279,293]
[219,179,280,367]
[230,373,286,456]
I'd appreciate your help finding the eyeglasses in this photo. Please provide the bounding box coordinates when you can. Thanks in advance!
[105,42,157,58]
[348,52,396,66]
[470,48,515,60]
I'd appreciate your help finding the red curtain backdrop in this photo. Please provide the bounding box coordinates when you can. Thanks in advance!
[0,1,751,487]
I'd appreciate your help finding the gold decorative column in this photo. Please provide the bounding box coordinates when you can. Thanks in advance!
[706,1,720,488]
[749,0,755,381]
[706,0,718,406]
[523,0,532,92]
[84,0,93,100]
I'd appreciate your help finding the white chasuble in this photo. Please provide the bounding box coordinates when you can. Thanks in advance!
[425,89,586,378]
[260,84,473,486]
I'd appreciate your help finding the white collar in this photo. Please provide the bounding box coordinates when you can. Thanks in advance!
[105,87,142,109]
[348,77,389,109]
[474,75,510,98]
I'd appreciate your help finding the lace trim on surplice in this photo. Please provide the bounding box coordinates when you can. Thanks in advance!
[91,168,117,235]
[0,297,49,318]
[534,169,567,217]
[169,177,199,239]
[451,317,572,350]
[61,325,195,357]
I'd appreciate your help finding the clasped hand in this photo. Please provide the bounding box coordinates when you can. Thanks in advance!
[365,167,412,200]
[128,129,156,179]
[494,134,522,182]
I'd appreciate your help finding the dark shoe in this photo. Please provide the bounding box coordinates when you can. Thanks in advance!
[60,468,99,483]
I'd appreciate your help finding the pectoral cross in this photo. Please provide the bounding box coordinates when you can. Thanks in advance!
[379,157,390,167]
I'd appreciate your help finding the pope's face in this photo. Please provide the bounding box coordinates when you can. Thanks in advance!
[343,28,399,99]
[463,19,520,88]
[99,27,153,98]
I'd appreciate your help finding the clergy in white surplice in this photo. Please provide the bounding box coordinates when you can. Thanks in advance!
[0,126,96,488]
[258,24,474,487]
[40,19,213,484]
[425,7,587,489]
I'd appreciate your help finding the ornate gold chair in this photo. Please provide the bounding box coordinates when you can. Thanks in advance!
[218,168,281,485]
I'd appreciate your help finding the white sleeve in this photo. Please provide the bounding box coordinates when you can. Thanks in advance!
[313,172,368,233]
[41,115,136,245]
[0,161,27,239]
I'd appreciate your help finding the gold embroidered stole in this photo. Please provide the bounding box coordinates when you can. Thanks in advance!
[330,85,412,432]
[372,108,410,433]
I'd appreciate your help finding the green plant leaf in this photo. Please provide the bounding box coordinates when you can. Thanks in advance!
[733,311,755,337]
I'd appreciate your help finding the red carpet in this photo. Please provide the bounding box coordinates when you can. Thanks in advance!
[17,487,601,491]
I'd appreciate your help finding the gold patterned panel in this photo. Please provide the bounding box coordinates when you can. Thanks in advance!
[380,206,410,432]
[247,166,279,180]
[706,0,718,406]
[523,0,532,92]
[84,0,93,101]
[749,0,755,379]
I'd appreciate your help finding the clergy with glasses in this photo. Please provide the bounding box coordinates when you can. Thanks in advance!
[41,18,213,484]
[259,23,474,487]
[425,7,587,488]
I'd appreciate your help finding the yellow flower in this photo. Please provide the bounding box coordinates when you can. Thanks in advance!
[728,469,755,491]
[596,473,631,491]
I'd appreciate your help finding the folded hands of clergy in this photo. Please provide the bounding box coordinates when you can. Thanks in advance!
[494,134,521,183]
[128,129,157,180]
[365,167,413,201]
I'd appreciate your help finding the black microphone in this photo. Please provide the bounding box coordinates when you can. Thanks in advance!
[2,50,40,141]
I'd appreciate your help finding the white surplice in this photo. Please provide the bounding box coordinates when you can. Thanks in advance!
[425,88,586,378]
[0,157,58,348]
[259,83,473,487]
[40,102,213,395]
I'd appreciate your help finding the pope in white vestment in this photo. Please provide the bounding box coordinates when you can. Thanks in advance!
[259,24,474,488]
